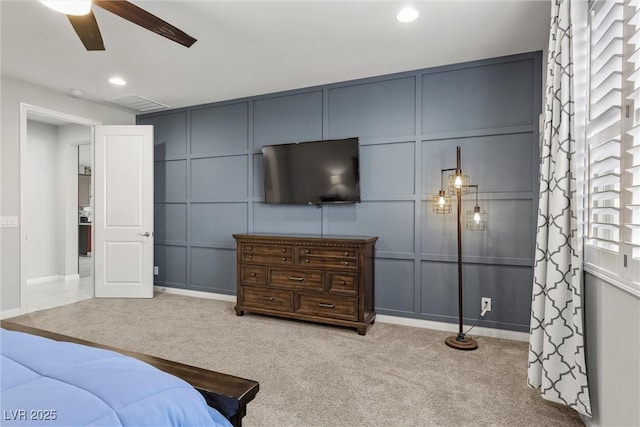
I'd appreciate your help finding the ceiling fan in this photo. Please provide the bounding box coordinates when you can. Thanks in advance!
[40,0,197,51]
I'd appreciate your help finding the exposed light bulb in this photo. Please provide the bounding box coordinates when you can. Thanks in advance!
[438,196,445,206]
[474,211,481,224]
[454,175,463,189]
[40,1,92,16]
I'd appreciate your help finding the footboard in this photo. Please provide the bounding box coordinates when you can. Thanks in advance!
[0,321,259,427]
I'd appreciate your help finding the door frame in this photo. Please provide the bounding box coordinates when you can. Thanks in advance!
[19,103,101,314]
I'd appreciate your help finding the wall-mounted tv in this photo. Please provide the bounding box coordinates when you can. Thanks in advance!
[262,137,360,205]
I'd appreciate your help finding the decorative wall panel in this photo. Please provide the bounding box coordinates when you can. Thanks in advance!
[421,59,535,134]
[140,112,187,160]
[190,247,236,293]
[421,261,534,331]
[153,245,187,286]
[190,203,247,247]
[252,203,322,235]
[359,142,415,197]
[253,91,323,148]
[190,103,249,154]
[154,203,187,243]
[326,201,415,254]
[421,134,536,195]
[375,258,415,313]
[190,156,248,200]
[140,52,541,332]
[420,199,534,262]
[154,160,187,201]
[328,77,416,139]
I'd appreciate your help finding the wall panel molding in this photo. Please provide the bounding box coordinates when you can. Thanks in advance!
[140,51,542,329]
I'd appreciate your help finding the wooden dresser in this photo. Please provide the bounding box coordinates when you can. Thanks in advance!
[233,234,377,335]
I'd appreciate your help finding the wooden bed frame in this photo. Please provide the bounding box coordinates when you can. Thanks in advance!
[1,321,259,427]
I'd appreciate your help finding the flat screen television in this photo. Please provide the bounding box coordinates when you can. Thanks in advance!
[262,137,360,205]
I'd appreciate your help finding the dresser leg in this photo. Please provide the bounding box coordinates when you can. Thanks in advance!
[357,326,367,336]
[235,308,245,316]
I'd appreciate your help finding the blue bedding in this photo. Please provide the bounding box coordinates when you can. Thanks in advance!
[0,329,232,426]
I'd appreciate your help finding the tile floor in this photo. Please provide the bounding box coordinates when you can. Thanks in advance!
[25,256,94,313]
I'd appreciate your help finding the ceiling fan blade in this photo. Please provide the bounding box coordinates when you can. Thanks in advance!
[93,1,197,48]
[67,10,105,51]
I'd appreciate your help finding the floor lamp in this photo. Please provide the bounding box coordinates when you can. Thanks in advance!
[433,146,487,351]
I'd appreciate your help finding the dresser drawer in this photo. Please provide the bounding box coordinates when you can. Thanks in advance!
[296,294,357,321]
[240,286,294,312]
[297,255,357,270]
[328,272,358,295]
[242,243,293,264]
[243,243,292,256]
[297,246,357,259]
[240,265,266,286]
[269,268,324,291]
[242,252,292,265]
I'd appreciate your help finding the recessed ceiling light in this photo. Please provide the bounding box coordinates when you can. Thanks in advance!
[40,1,91,16]
[108,77,127,86]
[396,7,419,23]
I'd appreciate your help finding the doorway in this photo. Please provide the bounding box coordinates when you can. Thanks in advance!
[77,143,93,295]
[19,104,100,314]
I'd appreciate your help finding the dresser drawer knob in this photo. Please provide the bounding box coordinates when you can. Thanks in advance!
[282,248,287,253]
[260,296,275,301]
[248,246,253,251]
[343,261,349,266]
[305,258,310,263]
[318,303,335,309]
[248,255,253,259]
[282,257,287,261]
[340,280,346,285]
[251,272,257,277]
[288,276,304,282]
[344,251,349,256]
[305,249,310,254]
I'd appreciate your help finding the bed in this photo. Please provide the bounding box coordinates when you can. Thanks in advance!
[0,321,259,427]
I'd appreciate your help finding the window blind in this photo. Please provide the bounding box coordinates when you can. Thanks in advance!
[586,0,640,288]
[626,0,640,262]
[587,0,623,252]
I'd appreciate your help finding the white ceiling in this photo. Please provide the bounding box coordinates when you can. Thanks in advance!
[1,0,551,112]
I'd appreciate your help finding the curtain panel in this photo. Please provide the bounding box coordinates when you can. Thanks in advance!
[527,0,592,417]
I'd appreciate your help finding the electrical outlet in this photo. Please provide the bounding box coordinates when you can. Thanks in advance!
[153,266,159,276]
[481,297,492,313]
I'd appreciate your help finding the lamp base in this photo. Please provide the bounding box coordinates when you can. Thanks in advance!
[445,334,478,351]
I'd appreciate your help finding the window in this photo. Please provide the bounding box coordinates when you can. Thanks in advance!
[585,0,640,293]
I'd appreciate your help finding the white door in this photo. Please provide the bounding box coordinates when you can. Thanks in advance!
[94,125,154,298]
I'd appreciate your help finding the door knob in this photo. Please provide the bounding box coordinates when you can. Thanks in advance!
[139,232,151,237]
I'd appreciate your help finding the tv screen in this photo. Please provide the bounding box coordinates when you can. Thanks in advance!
[262,137,360,205]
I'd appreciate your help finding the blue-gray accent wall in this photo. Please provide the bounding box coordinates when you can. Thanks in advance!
[139,51,542,332]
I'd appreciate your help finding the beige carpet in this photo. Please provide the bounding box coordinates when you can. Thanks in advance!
[8,292,583,427]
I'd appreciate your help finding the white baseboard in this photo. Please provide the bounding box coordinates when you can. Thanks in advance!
[154,286,236,302]
[27,275,61,285]
[376,314,530,342]
[27,274,80,285]
[154,286,529,342]
[1,308,22,320]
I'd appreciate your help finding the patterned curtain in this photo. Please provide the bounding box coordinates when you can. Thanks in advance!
[527,0,592,418]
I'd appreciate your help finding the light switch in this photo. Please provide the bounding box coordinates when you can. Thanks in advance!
[0,216,19,228]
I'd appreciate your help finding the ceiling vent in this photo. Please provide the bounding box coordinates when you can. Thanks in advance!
[105,94,169,113]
